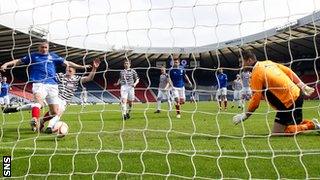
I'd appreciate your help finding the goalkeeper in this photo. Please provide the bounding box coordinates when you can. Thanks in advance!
[233,50,319,134]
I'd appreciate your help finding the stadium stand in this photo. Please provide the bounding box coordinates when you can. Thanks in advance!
[84,81,119,103]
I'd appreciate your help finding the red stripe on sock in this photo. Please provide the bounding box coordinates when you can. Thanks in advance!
[32,107,40,121]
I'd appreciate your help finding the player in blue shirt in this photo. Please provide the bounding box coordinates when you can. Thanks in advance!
[216,68,228,110]
[1,41,90,132]
[0,77,11,106]
[169,56,192,118]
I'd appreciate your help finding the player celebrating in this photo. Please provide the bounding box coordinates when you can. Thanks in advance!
[154,66,172,113]
[169,55,192,118]
[233,50,319,135]
[241,70,252,100]
[114,59,139,120]
[1,41,90,131]
[231,74,243,109]
[216,68,228,111]
[0,77,11,107]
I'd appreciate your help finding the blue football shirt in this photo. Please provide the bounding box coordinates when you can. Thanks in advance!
[0,83,9,97]
[169,66,185,88]
[21,52,64,84]
[217,73,228,88]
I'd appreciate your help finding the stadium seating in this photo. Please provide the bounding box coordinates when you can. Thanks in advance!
[85,81,119,103]
[10,86,33,100]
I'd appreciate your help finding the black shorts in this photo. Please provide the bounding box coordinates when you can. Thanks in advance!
[265,91,303,126]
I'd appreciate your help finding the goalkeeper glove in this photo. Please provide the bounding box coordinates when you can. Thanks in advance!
[233,113,247,125]
[302,85,315,96]
[297,82,315,96]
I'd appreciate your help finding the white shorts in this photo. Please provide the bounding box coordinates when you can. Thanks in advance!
[32,83,59,105]
[216,87,227,96]
[81,97,88,103]
[57,97,67,115]
[120,85,135,101]
[233,90,242,100]
[172,87,185,100]
[242,87,252,96]
[0,95,10,105]
[157,89,171,100]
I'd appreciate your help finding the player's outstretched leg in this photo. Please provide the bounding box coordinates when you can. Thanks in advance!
[2,106,19,113]
[2,103,37,114]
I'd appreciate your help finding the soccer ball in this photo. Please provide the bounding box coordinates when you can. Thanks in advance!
[52,121,69,138]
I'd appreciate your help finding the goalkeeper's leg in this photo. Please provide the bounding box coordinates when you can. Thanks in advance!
[284,119,317,133]
[273,104,320,134]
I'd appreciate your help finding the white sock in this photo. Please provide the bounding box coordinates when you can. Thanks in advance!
[121,103,127,115]
[17,104,32,111]
[168,100,172,111]
[157,100,161,110]
[48,116,60,128]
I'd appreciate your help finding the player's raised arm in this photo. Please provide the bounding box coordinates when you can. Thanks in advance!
[64,60,92,70]
[81,58,101,83]
[184,74,192,85]
[0,59,22,72]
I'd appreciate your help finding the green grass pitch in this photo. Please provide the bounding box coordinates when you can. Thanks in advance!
[0,100,319,179]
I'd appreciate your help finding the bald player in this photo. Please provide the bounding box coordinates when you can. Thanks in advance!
[233,50,319,135]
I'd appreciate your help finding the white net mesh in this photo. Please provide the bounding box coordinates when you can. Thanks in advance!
[0,0,320,179]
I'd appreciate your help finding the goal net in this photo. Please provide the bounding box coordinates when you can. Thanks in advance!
[0,0,320,179]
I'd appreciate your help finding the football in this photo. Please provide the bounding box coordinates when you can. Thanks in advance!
[52,121,69,138]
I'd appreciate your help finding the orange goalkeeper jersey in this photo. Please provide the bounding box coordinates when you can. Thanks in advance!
[248,60,301,112]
